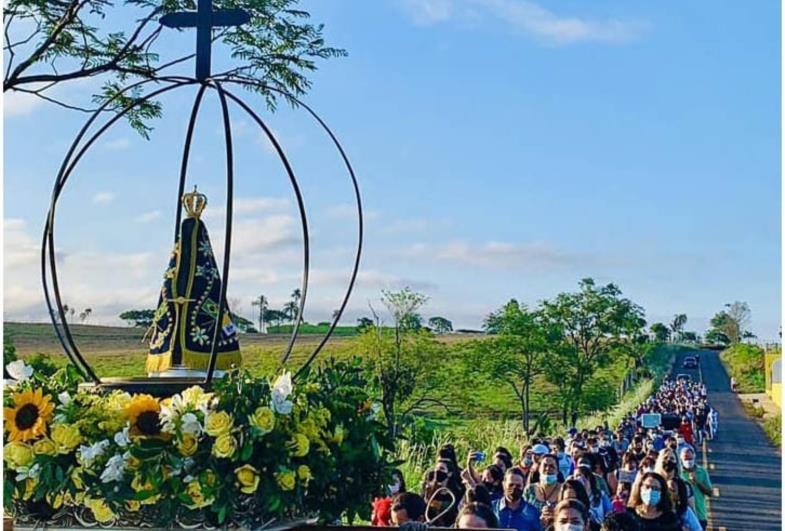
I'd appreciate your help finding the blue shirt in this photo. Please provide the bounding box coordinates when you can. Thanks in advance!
[493,497,542,531]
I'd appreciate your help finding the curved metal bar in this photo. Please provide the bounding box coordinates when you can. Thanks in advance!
[204,80,235,384]
[173,83,209,242]
[41,76,180,381]
[216,85,311,367]
[43,78,196,383]
[222,80,363,379]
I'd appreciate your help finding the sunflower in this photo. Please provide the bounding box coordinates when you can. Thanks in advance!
[125,395,162,437]
[4,388,55,442]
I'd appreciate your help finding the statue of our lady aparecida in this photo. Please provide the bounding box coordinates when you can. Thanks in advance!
[145,187,241,377]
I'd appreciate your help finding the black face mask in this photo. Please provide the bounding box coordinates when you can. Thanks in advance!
[426,470,448,484]
[507,486,523,501]
[483,480,499,492]
[664,461,677,472]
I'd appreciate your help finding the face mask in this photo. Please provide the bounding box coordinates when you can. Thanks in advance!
[641,487,660,506]
[523,458,533,466]
[389,482,401,495]
[643,467,655,474]
[682,459,695,469]
[507,486,523,501]
[590,446,599,454]
[663,461,677,472]
[542,474,558,485]
[557,524,584,531]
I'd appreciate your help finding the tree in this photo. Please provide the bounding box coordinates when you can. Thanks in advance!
[474,300,552,433]
[670,314,687,342]
[707,302,751,345]
[79,307,93,323]
[356,317,374,332]
[427,316,453,334]
[263,309,286,329]
[4,1,346,138]
[118,308,155,327]
[540,278,646,424]
[399,313,422,331]
[290,288,303,324]
[682,331,698,342]
[282,301,298,324]
[650,322,671,343]
[362,288,443,439]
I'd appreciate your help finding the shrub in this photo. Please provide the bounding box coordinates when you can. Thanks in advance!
[720,344,765,393]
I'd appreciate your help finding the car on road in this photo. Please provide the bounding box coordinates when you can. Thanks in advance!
[682,356,698,369]
[676,373,692,383]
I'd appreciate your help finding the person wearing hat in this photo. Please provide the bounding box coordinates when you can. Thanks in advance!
[527,443,551,485]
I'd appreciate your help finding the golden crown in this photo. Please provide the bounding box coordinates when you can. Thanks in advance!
[182,186,207,218]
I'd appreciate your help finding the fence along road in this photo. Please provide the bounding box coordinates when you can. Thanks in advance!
[671,349,781,531]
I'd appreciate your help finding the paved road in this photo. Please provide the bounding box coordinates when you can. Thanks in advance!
[671,348,781,531]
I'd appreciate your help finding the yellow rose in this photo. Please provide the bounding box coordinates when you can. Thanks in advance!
[289,433,309,457]
[275,469,296,491]
[131,476,160,504]
[22,478,37,501]
[105,391,132,413]
[297,465,312,482]
[46,491,65,509]
[85,498,115,523]
[205,411,234,437]
[127,500,141,513]
[248,406,275,434]
[235,464,260,494]
[51,424,82,453]
[177,433,198,456]
[4,441,34,470]
[182,386,213,406]
[33,437,58,456]
[185,480,212,509]
[203,469,217,487]
[211,433,236,458]
[71,467,85,490]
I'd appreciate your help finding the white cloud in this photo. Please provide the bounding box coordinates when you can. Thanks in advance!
[103,138,130,150]
[400,0,646,45]
[92,192,115,205]
[4,90,45,117]
[4,218,38,268]
[400,240,585,269]
[134,210,162,223]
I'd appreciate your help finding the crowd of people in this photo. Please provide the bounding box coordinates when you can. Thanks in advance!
[371,376,716,531]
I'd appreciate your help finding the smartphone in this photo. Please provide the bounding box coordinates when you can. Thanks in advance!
[474,451,486,463]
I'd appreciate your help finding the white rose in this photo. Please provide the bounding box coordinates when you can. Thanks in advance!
[6,360,33,382]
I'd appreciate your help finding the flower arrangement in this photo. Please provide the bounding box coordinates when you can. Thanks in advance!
[4,358,395,528]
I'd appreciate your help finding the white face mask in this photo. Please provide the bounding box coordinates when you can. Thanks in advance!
[389,481,401,495]
[557,524,584,531]
[682,459,695,469]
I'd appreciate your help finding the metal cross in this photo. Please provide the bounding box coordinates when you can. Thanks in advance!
[160,0,250,81]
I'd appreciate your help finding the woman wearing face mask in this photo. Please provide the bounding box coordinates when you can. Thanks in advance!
[665,477,701,531]
[517,444,535,480]
[553,438,575,480]
[523,454,563,526]
[611,481,631,514]
[574,457,612,526]
[550,499,590,531]
[627,472,680,531]
[571,459,611,530]
[371,469,407,526]
[422,467,458,527]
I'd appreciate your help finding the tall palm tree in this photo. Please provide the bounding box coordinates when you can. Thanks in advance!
[670,313,687,342]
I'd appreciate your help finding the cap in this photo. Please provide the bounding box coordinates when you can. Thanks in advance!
[532,444,550,455]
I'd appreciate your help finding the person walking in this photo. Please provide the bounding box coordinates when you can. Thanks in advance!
[679,448,712,530]
[493,468,542,531]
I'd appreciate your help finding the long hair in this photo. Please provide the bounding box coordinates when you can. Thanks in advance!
[559,479,591,511]
[628,472,673,515]
[574,462,601,504]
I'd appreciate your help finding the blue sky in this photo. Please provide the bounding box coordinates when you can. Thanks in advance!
[3,0,781,339]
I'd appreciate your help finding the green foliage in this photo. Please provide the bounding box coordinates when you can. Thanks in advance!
[4,0,346,137]
[4,332,17,365]
[650,322,670,342]
[720,343,765,393]
[707,302,751,345]
[540,278,646,424]
[118,309,155,327]
[427,316,453,334]
[763,413,781,446]
[4,358,393,525]
[474,300,553,433]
